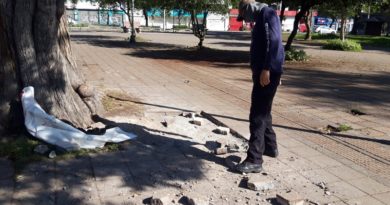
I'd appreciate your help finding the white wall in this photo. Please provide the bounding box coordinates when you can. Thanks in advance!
[207,13,229,31]
[281,17,295,32]
[65,0,99,9]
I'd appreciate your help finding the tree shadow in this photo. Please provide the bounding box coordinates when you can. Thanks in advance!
[128,43,249,69]
[70,32,250,69]
[209,41,251,47]
[281,69,390,108]
[2,115,233,204]
[206,31,252,41]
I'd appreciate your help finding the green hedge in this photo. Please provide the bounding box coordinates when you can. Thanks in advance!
[285,48,308,61]
[323,39,362,52]
[173,25,188,29]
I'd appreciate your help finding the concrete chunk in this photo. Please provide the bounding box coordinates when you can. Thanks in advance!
[247,180,275,191]
[276,191,304,205]
[216,126,230,135]
[216,138,228,147]
[180,196,208,205]
[191,117,202,126]
[150,195,171,205]
[214,147,228,155]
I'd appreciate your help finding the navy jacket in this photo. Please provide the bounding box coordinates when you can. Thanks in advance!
[250,7,284,75]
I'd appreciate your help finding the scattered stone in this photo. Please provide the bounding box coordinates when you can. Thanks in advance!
[48,150,57,159]
[325,191,331,195]
[184,80,190,84]
[326,125,339,133]
[214,147,228,155]
[191,117,202,126]
[89,122,106,129]
[77,84,94,98]
[316,182,327,190]
[180,196,208,205]
[161,119,168,127]
[226,143,240,152]
[188,112,197,118]
[350,109,366,116]
[150,195,171,205]
[215,126,230,135]
[276,191,304,205]
[34,144,49,154]
[216,138,228,147]
[247,180,275,191]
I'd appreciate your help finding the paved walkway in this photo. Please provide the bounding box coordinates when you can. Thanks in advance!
[1,31,389,205]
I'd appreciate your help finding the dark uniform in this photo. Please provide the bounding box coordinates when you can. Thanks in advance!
[245,6,284,165]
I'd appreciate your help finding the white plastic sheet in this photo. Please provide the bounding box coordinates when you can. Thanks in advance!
[21,86,136,151]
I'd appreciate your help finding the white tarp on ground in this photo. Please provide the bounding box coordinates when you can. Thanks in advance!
[21,86,136,151]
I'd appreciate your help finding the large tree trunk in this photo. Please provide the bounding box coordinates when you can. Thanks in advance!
[0,0,103,134]
[340,15,346,41]
[143,8,149,27]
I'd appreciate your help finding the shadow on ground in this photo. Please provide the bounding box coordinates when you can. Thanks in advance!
[71,33,250,69]
[2,116,229,205]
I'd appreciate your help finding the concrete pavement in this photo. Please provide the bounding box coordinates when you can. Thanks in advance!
[0,31,389,205]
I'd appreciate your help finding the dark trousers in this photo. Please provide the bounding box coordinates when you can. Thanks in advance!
[246,73,281,164]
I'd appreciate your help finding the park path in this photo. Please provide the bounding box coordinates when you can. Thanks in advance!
[1,31,389,205]
[73,31,390,200]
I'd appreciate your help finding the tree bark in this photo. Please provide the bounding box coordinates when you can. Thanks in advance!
[304,10,312,40]
[0,0,102,134]
[191,11,208,48]
[280,2,286,25]
[285,5,309,51]
[340,15,346,41]
[143,8,149,27]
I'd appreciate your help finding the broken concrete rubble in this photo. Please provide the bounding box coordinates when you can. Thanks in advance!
[247,180,275,191]
[48,150,56,159]
[214,147,228,155]
[150,194,171,205]
[191,117,202,126]
[215,126,230,135]
[276,191,305,205]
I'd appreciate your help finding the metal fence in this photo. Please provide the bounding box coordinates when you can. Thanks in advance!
[66,9,126,26]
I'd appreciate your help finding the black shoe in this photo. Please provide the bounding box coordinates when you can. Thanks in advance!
[263,149,279,158]
[235,161,262,173]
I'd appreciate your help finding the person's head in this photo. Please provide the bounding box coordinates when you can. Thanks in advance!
[237,0,266,22]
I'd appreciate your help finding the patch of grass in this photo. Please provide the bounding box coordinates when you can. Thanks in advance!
[323,39,362,52]
[0,137,40,160]
[173,25,189,30]
[285,48,308,61]
[348,35,390,48]
[0,135,125,172]
[337,124,353,132]
[312,33,339,40]
[0,137,43,171]
[68,22,89,27]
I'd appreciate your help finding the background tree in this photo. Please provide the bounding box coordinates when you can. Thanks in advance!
[99,0,137,43]
[285,0,323,51]
[0,0,103,135]
[319,0,366,41]
[170,0,231,48]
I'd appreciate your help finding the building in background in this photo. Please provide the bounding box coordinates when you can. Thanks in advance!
[65,0,228,31]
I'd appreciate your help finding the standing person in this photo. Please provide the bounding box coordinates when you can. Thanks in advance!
[235,0,284,173]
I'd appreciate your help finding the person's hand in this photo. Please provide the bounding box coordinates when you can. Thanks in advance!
[260,69,270,87]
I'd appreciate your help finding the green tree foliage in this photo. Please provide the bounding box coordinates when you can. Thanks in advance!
[165,0,231,48]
